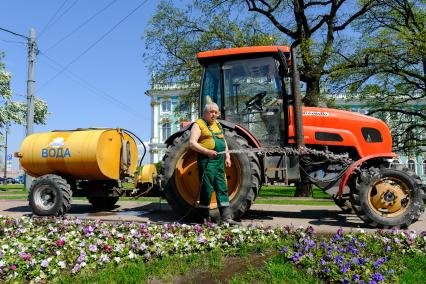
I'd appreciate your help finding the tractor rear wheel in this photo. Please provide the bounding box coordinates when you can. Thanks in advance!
[161,128,261,221]
[87,196,119,210]
[29,174,72,216]
[350,167,424,228]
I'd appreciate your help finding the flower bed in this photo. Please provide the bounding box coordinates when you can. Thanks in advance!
[280,227,426,283]
[0,216,284,282]
[0,215,425,283]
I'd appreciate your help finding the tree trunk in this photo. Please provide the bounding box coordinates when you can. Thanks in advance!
[303,78,321,107]
[295,179,313,197]
[294,77,319,197]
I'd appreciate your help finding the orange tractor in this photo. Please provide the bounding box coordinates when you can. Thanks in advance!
[159,46,425,228]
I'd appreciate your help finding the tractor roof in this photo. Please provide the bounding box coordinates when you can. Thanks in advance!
[197,46,290,63]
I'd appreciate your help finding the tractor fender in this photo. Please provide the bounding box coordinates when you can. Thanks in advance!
[219,120,262,148]
[338,152,397,196]
[164,123,193,146]
[164,120,262,149]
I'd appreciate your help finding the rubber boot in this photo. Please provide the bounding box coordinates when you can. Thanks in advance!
[199,208,210,224]
[219,206,241,226]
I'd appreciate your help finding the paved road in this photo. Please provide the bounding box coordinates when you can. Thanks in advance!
[0,199,424,233]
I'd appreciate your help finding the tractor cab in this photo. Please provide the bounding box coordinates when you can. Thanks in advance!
[197,46,291,147]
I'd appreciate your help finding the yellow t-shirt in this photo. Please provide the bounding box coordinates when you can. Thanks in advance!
[196,118,222,150]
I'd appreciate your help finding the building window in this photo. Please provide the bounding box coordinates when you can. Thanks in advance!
[181,101,190,113]
[407,160,416,173]
[161,100,171,113]
[162,123,171,141]
[422,160,426,176]
[391,159,401,168]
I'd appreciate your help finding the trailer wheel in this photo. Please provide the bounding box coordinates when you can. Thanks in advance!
[87,196,119,210]
[161,129,261,221]
[350,167,424,228]
[29,174,72,216]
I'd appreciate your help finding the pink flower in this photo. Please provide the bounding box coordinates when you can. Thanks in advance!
[103,245,112,252]
[56,239,65,247]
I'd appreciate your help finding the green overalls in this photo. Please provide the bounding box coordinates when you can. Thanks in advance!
[197,119,230,209]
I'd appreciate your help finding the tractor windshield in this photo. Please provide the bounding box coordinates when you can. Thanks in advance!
[201,56,284,145]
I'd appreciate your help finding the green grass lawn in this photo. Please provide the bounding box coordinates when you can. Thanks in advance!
[258,185,331,199]
[0,184,334,205]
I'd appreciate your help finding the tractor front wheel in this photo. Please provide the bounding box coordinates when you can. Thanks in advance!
[350,167,424,228]
[29,174,72,216]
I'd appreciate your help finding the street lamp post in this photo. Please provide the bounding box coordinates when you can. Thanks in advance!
[3,125,7,182]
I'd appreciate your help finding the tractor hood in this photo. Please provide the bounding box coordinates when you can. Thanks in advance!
[289,107,393,158]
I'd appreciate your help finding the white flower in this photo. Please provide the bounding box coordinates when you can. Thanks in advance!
[0,260,6,267]
[128,251,136,259]
[114,257,121,263]
[356,228,365,234]
[52,269,57,275]
[81,262,87,267]
[1,244,9,250]
[58,261,66,269]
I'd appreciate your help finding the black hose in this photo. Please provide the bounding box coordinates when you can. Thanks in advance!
[299,163,352,191]
[121,128,146,168]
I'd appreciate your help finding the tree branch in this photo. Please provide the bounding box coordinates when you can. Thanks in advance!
[334,1,375,31]
[245,0,297,38]
[367,108,426,120]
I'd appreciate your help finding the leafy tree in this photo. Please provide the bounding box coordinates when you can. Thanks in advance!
[0,52,49,139]
[145,0,377,106]
[144,0,282,103]
[330,0,425,154]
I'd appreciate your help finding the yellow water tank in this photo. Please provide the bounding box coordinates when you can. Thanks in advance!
[17,128,138,180]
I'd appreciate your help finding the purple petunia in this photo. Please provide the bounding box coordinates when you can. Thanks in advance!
[373,257,387,268]
[41,259,49,268]
[197,236,207,244]
[371,272,385,282]
[89,244,97,252]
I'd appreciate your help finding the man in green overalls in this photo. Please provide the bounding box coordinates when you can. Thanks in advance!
[189,102,240,225]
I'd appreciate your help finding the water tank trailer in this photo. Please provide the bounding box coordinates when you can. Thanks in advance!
[16,128,157,216]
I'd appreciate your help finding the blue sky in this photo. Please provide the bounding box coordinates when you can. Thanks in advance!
[1,0,164,169]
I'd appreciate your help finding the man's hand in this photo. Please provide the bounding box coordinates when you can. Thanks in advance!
[225,154,232,168]
[206,149,218,158]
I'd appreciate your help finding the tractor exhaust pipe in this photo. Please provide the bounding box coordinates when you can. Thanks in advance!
[290,48,304,148]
